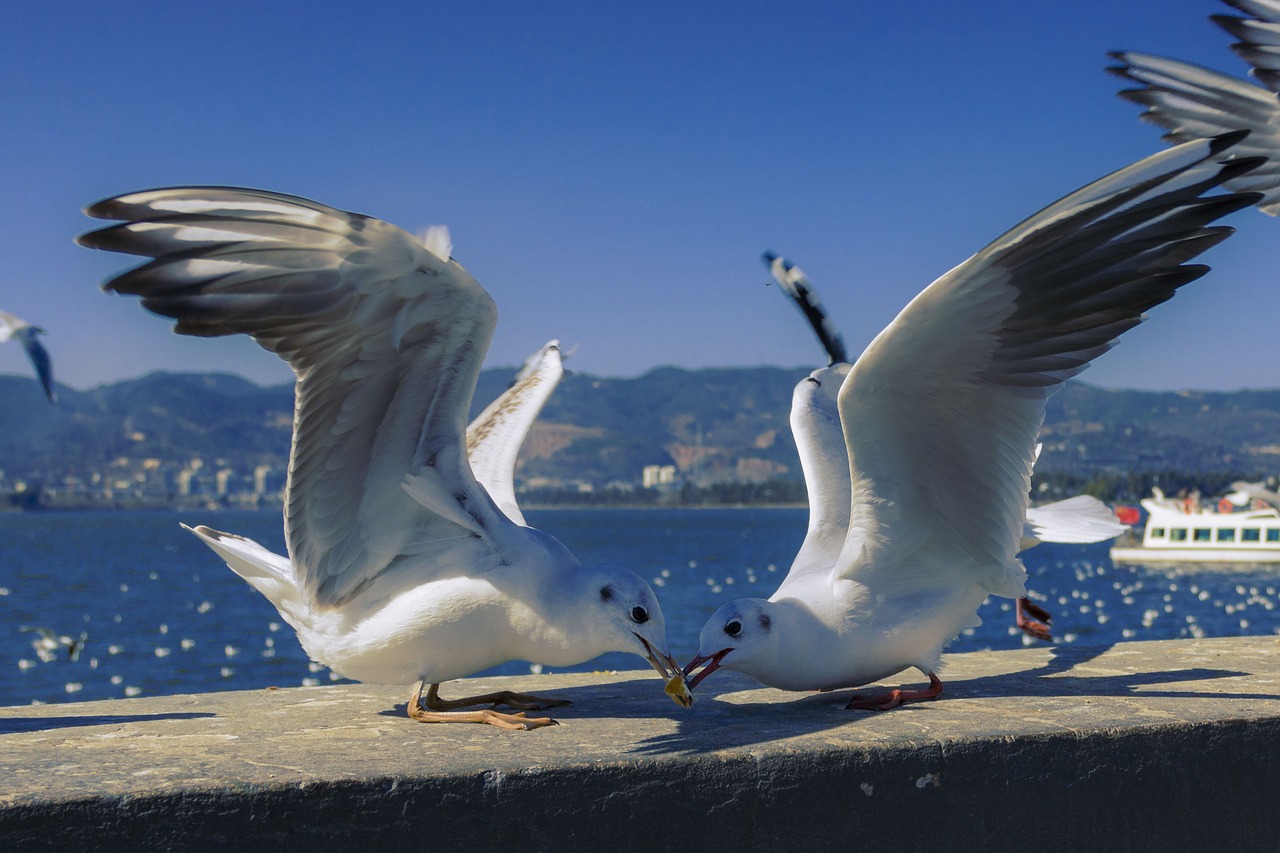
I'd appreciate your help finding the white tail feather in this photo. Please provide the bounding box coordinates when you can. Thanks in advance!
[183,524,298,607]
[1021,496,1127,550]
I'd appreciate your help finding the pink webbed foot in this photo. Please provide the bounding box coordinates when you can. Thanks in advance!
[845,672,943,711]
[1016,596,1053,642]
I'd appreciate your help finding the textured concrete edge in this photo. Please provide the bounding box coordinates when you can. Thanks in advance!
[4,718,1280,851]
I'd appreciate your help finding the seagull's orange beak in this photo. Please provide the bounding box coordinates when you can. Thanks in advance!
[682,648,732,690]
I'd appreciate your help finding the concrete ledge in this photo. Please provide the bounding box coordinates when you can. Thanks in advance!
[2,636,1280,851]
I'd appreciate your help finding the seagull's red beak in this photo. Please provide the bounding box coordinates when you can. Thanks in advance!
[634,633,682,680]
[682,648,732,690]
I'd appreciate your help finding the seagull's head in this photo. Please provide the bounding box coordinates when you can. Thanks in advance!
[587,568,690,707]
[684,597,776,690]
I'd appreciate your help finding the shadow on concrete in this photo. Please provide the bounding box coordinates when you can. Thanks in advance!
[630,643,1280,755]
[373,678,701,725]
[0,712,217,735]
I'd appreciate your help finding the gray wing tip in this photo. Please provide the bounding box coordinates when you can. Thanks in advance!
[81,186,198,220]
[74,225,112,250]
[1211,13,1251,39]
[81,185,350,222]
[1209,128,1252,154]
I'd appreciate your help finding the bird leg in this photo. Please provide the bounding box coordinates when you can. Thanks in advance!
[1016,597,1053,642]
[422,681,571,711]
[406,681,560,730]
[845,672,943,711]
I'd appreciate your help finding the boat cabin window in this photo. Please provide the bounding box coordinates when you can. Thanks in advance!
[1243,528,1261,542]
[1193,528,1212,542]
[1150,527,1166,538]
[1217,528,1236,542]
[1269,529,1280,543]
[1170,528,1188,542]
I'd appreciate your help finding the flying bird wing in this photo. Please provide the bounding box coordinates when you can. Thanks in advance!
[465,340,564,526]
[79,186,525,609]
[763,252,848,364]
[833,135,1260,595]
[0,311,56,402]
[17,329,56,403]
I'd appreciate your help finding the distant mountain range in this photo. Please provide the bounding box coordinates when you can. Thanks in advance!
[2,368,1279,499]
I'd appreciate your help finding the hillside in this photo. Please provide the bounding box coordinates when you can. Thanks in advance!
[2,368,1278,504]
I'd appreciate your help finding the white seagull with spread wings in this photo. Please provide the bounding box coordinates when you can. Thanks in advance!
[79,190,688,729]
[761,252,1125,641]
[1110,0,1280,214]
[682,135,1262,710]
[0,311,56,403]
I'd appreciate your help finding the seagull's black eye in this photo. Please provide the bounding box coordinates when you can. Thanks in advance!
[725,620,742,637]
[631,606,649,624]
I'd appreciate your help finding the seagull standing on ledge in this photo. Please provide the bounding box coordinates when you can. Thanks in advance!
[0,311,56,403]
[684,134,1263,711]
[79,188,687,729]
[760,252,1125,642]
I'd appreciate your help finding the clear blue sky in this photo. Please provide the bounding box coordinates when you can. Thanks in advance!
[2,0,1275,391]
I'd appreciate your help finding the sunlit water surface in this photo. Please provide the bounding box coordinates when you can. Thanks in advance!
[2,508,1276,706]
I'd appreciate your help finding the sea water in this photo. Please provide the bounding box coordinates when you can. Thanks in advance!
[1,507,1277,707]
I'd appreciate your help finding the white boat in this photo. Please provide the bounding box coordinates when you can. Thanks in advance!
[1109,488,1280,564]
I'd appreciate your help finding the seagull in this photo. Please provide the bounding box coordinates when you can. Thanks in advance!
[1109,0,1280,214]
[20,626,87,662]
[1227,478,1280,507]
[78,187,689,729]
[761,252,1126,642]
[0,311,56,403]
[682,134,1262,711]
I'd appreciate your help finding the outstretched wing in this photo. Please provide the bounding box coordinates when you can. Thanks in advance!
[758,252,855,583]
[1111,51,1280,213]
[835,135,1261,594]
[79,187,522,608]
[466,340,564,526]
[1216,0,1280,91]
[18,330,55,403]
[0,312,56,402]
[763,252,848,364]
[774,364,853,591]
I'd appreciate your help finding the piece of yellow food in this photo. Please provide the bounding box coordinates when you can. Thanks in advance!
[665,673,694,708]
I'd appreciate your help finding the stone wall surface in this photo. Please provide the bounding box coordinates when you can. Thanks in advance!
[2,636,1279,851]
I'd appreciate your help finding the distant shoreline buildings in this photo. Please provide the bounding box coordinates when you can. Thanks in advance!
[0,455,813,513]
[4,370,1280,511]
[0,456,288,512]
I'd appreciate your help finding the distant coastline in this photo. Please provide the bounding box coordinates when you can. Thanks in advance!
[1,493,809,514]
[4,370,1280,513]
